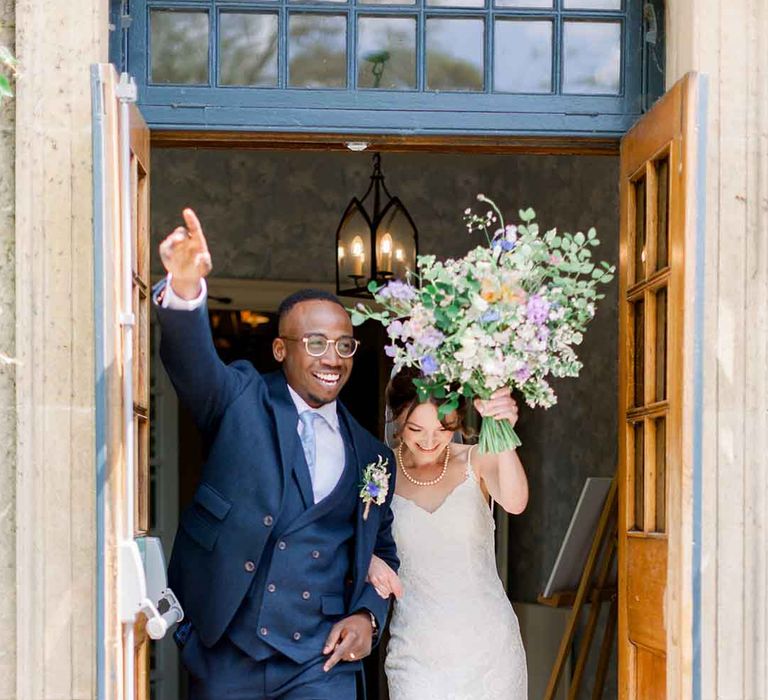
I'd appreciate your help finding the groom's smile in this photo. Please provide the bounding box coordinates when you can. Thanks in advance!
[273,299,354,408]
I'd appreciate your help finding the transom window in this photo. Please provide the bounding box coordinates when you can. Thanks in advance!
[123,0,660,135]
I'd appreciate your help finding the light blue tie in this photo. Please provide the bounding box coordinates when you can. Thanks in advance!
[299,411,319,481]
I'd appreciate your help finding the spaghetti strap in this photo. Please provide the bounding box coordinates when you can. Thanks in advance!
[466,445,478,480]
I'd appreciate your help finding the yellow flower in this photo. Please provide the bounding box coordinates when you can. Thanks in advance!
[481,278,501,303]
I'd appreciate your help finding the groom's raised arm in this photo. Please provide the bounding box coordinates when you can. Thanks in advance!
[154,209,248,431]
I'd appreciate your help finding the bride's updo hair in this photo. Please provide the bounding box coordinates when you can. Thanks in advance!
[385,365,467,437]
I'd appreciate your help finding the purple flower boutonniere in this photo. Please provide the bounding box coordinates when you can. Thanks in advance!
[360,455,390,520]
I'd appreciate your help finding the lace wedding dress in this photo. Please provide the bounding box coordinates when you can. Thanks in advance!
[385,448,528,700]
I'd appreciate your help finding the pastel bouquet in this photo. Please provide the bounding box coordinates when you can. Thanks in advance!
[351,195,615,454]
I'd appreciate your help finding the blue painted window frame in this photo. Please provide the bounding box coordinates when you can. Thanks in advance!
[121,0,657,136]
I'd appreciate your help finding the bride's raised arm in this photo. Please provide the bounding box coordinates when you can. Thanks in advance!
[472,389,529,515]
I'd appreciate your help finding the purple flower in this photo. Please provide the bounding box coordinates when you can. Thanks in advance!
[387,320,404,339]
[515,365,532,383]
[366,483,381,497]
[378,280,417,303]
[419,327,445,349]
[526,294,551,325]
[421,355,439,375]
[384,344,397,358]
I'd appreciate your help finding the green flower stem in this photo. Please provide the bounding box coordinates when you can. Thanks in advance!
[477,417,522,455]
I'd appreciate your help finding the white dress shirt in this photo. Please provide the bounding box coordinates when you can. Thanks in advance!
[162,274,346,503]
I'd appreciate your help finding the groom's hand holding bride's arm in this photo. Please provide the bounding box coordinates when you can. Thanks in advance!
[473,389,529,515]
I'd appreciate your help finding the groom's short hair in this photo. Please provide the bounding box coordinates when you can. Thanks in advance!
[277,289,347,329]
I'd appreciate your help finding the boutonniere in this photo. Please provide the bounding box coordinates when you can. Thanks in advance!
[360,455,390,520]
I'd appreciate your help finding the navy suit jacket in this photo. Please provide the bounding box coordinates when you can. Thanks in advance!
[155,287,399,649]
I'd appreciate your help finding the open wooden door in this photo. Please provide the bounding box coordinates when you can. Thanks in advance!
[93,63,151,700]
[617,73,702,700]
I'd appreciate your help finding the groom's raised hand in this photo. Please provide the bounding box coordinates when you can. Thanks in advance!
[158,208,213,300]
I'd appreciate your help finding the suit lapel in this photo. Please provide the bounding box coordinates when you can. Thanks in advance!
[265,372,314,509]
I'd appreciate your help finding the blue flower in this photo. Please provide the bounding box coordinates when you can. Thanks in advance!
[421,355,439,375]
[492,239,516,252]
[366,483,381,497]
[481,310,501,323]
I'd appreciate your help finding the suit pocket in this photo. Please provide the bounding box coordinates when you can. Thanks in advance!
[321,595,346,616]
[180,507,220,551]
[193,482,232,520]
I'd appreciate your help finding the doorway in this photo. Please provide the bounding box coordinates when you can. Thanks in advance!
[147,145,621,700]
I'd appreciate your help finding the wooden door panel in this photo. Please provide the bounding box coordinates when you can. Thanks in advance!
[93,63,151,700]
[618,73,701,700]
[636,647,666,700]
[626,536,666,651]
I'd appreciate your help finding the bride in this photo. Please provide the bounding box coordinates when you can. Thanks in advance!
[368,367,529,700]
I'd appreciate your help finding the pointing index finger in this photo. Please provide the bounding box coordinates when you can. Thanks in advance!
[182,208,203,240]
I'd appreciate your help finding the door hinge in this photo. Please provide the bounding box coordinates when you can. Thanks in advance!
[116,73,137,103]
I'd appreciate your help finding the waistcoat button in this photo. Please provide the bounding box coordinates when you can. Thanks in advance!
[244,560,256,573]
[263,515,274,527]
[278,541,287,550]
[267,583,276,593]
[311,550,320,559]
[293,632,301,641]
[260,627,269,636]
[302,591,311,600]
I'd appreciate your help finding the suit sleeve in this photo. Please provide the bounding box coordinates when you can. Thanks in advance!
[353,446,400,637]
[153,277,249,431]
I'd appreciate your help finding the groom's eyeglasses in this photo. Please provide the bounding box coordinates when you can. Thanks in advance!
[281,333,360,359]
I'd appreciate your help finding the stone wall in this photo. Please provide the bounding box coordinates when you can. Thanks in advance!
[667,1,768,698]
[11,0,108,697]
[0,0,15,697]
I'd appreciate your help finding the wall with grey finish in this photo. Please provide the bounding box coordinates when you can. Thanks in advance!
[151,148,619,608]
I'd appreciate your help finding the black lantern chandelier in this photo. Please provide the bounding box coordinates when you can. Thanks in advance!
[335,153,418,297]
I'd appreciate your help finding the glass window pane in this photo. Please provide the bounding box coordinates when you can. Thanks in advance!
[654,417,666,532]
[563,21,621,95]
[564,0,621,8]
[427,0,483,8]
[633,421,644,530]
[219,14,278,87]
[654,418,667,532]
[494,21,552,93]
[655,288,667,402]
[289,14,347,88]
[426,18,484,92]
[656,157,670,269]
[360,0,416,6]
[496,0,552,6]
[633,300,644,407]
[357,17,416,89]
[634,176,646,283]
[151,11,209,85]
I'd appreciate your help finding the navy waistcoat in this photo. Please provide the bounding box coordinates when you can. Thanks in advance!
[228,416,359,663]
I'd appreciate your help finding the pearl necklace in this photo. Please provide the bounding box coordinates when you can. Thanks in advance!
[397,442,451,487]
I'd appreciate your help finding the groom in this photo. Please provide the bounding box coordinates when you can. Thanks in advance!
[155,209,399,699]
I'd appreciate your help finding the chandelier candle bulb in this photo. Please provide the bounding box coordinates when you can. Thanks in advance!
[380,233,393,274]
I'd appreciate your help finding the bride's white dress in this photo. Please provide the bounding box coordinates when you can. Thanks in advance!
[385,448,528,700]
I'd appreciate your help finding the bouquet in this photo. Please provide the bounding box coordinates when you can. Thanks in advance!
[351,195,615,454]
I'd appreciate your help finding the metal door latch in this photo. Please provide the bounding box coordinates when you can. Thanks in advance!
[119,537,184,640]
